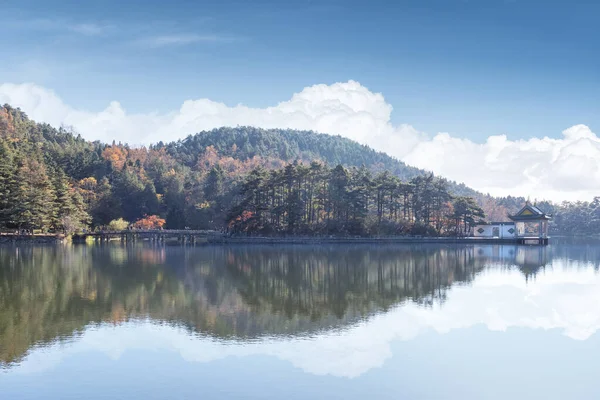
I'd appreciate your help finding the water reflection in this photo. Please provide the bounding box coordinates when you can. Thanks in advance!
[1,240,599,377]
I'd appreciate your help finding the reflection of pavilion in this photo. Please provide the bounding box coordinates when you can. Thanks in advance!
[474,244,549,279]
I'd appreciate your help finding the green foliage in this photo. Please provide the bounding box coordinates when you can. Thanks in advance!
[451,196,486,236]
[227,163,461,236]
[13,159,57,231]
[0,141,17,227]
[91,177,121,226]
[107,218,129,231]
[0,104,592,236]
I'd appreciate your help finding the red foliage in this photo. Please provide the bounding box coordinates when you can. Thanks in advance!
[133,215,166,230]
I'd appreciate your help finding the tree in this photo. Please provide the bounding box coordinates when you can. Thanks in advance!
[452,196,485,236]
[13,159,56,231]
[91,177,121,226]
[204,166,224,202]
[133,215,166,230]
[108,218,129,231]
[51,171,92,234]
[0,141,17,228]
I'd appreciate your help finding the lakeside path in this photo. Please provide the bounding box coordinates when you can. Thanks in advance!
[1,231,549,245]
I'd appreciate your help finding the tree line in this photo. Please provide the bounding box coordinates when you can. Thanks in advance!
[227,162,485,236]
[2,104,598,236]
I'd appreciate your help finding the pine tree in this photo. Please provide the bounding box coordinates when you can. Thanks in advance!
[52,169,91,233]
[53,169,76,230]
[204,166,223,202]
[91,177,121,227]
[0,141,17,228]
[14,159,57,231]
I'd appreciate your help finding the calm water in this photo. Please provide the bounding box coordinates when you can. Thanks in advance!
[1,240,600,399]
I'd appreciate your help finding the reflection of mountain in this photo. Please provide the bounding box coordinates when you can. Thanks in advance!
[0,241,588,366]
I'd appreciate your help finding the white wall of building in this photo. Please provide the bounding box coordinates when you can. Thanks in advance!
[473,223,516,238]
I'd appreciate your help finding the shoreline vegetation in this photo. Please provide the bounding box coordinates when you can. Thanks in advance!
[2,104,598,237]
[0,231,559,245]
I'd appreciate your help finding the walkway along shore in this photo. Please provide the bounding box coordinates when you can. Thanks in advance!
[1,230,549,245]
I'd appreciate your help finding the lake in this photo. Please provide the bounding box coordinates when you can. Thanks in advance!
[1,239,600,399]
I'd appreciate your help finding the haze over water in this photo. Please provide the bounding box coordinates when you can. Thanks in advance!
[2,240,600,399]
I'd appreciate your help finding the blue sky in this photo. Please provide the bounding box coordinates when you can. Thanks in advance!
[2,0,599,141]
[3,0,600,200]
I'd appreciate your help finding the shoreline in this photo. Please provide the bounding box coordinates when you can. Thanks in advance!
[0,233,67,244]
[1,233,550,245]
[207,236,547,245]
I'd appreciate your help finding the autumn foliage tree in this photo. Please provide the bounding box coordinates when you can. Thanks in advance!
[133,215,166,230]
[11,104,588,236]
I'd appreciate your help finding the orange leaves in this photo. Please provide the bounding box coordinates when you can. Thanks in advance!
[196,146,269,180]
[196,201,211,209]
[240,210,254,222]
[127,147,148,165]
[0,107,15,138]
[197,145,219,170]
[228,210,254,229]
[79,177,98,191]
[102,145,128,170]
[133,214,166,230]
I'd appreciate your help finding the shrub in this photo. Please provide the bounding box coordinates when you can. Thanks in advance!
[108,218,129,231]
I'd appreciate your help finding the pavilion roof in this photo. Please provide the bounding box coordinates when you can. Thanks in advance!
[508,204,552,221]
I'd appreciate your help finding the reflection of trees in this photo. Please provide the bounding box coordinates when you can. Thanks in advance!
[222,246,482,319]
[0,245,179,366]
[0,244,500,366]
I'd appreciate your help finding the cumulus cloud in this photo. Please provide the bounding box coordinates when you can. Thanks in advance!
[11,259,600,378]
[0,81,598,201]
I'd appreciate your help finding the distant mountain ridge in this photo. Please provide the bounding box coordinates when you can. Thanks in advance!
[2,104,533,231]
[163,126,481,197]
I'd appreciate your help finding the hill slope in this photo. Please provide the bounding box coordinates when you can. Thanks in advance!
[1,104,534,233]
[163,126,481,198]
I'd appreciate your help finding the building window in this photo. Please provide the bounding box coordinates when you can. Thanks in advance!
[477,228,485,234]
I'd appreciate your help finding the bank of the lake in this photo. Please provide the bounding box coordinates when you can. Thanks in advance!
[0,233,67,244]
[2,231,550,245]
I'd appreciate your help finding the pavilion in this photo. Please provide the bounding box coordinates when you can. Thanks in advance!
[508,203,551,244]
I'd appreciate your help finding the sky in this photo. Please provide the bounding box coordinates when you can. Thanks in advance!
[1,0,599,201]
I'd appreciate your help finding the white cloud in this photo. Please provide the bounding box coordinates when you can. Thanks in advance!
[69,23,111,36]
[3,18,112,36]
[0,81,598,201]
[136,34,240,47]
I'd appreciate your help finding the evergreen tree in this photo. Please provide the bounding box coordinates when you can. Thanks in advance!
[52,169,91,233]
[452,196,485,236]
[91,177,121,227]
[14,159,56,231]
[0,141,17,228]
[204,166,224,202]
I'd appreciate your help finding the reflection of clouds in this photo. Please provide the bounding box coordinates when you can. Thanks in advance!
[10,261,600,378]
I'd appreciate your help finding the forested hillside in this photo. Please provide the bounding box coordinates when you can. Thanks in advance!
[0,104,593,236]
[164,127,478,196]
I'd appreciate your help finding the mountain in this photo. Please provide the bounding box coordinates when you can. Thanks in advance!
[163,126,481,198]
[5,104,580,235]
